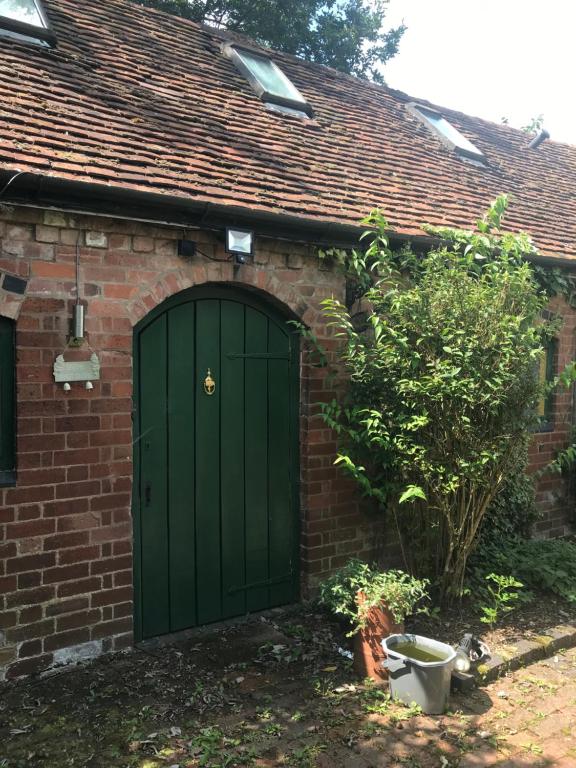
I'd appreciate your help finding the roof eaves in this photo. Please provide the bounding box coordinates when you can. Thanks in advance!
[4,170,574,266]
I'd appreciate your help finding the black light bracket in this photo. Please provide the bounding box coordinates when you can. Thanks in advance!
[177,238,197,260]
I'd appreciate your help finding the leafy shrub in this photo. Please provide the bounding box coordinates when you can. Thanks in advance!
[478,573,524,629]
[319,558,429,633]
[469,537,576,604]
[477,441,539,546]
[318,196,567,600]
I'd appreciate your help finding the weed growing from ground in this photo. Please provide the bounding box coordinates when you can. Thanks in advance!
[479,573,524,628]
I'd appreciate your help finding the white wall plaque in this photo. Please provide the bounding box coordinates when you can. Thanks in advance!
[53,352,101,383]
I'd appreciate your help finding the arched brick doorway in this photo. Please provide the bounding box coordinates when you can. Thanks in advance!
[133,284,300,640]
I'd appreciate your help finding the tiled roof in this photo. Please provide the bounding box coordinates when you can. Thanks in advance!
[0,0,575,260]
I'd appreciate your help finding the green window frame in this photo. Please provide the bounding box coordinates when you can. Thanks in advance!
[537,336,556,432]
[0,316,16,485]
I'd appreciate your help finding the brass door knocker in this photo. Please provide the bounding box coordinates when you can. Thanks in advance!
[204,369,216,396]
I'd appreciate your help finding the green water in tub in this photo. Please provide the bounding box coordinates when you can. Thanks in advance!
[391,642,448,663]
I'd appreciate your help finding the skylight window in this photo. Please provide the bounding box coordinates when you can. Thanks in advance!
[0,0,56,46]
[408,103,485,163]
[224,44,313,118]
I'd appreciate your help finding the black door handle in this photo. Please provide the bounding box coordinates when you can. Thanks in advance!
[144,481,152,507]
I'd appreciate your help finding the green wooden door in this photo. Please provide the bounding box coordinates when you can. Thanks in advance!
[134,287,299,640]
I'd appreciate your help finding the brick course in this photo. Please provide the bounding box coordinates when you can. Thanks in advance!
[0,204,573,680]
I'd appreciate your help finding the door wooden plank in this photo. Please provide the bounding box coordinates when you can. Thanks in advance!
[220,301,246,618]
[268,323,294,606]
[139,315,169,638]
[167,301,197,631]
[195,299,222,624]
[244,308,270,611]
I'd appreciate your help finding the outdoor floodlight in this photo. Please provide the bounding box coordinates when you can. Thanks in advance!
[225,227,254,264]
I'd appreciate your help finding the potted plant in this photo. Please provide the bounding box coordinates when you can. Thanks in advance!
[320,559,429,682]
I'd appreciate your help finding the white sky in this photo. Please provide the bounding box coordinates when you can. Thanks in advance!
[384,0,576,145]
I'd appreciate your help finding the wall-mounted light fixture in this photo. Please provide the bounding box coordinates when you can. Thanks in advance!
[71,240,85,344]
[73,303,85,341]
[225,227,254,264]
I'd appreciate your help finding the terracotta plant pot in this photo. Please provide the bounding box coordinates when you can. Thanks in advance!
[353,592,404,683]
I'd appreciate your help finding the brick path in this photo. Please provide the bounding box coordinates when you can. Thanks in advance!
[454,649,576,767]
[1,615,575,767]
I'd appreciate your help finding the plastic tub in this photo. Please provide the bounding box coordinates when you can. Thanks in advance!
[382,633,457,714]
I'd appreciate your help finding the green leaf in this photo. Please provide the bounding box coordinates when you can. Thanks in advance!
[398,485,427,504]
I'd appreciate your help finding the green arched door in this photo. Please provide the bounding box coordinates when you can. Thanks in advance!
[133,286,300,640]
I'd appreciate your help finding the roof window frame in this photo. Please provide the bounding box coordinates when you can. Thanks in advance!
[224,42,313,118]
[407,102,485,163]
[0,0,57,47]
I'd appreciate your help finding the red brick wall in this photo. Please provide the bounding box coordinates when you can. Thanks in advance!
[528,295,576,538]
[0,205,373,680]
[0,205,573,680]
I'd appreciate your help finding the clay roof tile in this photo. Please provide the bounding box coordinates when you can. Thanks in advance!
[0,0,573,259]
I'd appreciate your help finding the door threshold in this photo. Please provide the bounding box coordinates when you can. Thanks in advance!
[136,602,303,652]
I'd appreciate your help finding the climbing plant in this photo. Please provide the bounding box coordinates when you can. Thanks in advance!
[318,196,576,601]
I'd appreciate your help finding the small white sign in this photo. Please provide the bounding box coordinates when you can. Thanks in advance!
[53,352,101,383]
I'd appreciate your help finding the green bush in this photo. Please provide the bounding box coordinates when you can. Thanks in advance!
[319,558,429,634]
[318,196,565,600]
[477,441,539,546]
[469,537,576,604]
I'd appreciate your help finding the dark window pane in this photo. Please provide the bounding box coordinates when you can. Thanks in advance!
[537,337,556,427]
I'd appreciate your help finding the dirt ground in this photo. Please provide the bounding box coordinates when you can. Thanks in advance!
[1,604,576,768]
